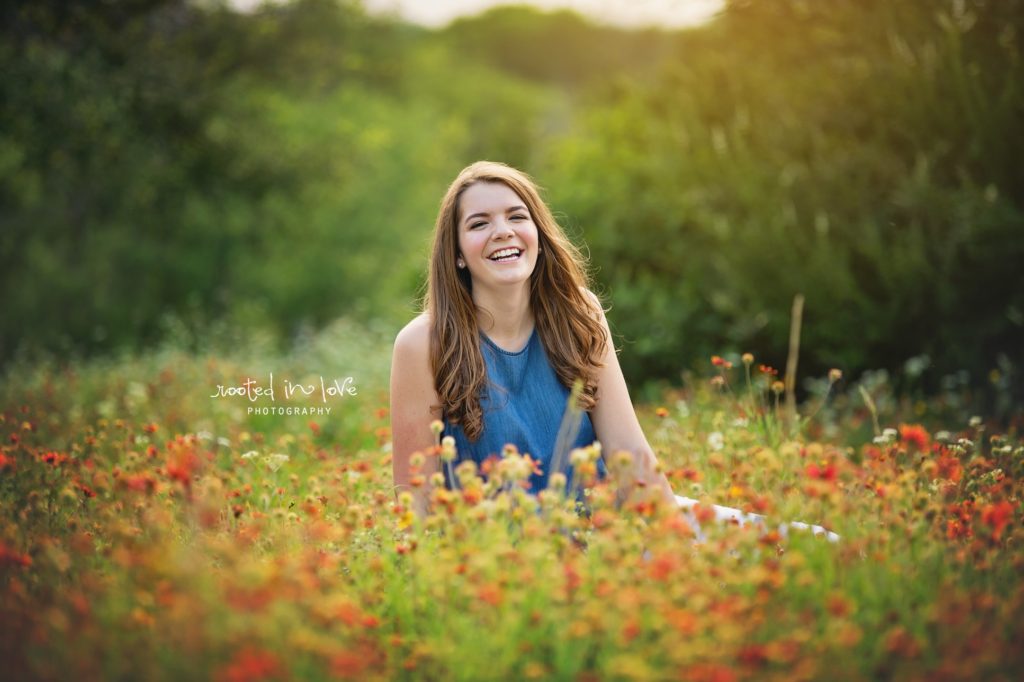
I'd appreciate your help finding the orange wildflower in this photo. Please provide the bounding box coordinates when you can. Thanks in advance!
[693,503,716,524]
[166,448,200,489]
[647,552,678,582]
[476,584,504,607]
[563,561,582,597]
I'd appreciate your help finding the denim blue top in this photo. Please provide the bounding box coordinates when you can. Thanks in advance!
[442,327,607,493]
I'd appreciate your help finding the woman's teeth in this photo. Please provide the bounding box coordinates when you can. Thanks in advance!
[489,249,521,262]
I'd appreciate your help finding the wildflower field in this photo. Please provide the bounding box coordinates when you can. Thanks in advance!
[1,321,1021,681]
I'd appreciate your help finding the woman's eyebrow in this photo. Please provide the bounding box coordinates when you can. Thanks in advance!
[463,205,528,224]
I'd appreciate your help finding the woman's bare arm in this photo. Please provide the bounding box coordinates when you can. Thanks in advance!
[390,313,442,517]
[584,292,677,509]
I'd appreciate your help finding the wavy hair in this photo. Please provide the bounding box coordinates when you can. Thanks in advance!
[425,161,607,441]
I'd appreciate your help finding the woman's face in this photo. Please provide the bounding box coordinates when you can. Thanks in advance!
[456,181,540,292]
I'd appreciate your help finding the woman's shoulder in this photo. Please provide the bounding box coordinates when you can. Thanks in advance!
[394,312,432,356]
[578,286,606,320]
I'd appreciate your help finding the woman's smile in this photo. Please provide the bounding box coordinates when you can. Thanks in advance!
[488,247,523,263]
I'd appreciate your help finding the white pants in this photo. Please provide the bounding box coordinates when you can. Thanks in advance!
[675,495,840,543]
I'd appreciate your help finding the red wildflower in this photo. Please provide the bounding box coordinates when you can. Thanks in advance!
[737,643,769,668]
[711,355,733,369]
[122,474,157,495]
[946,519,970,541]
[899,423,930,452]
[0,543,33,568]
[679,468,702,482]
[935,453,962,483]
[805,463,837,482]
[74,480,96,498]
[331,650,371,680]
[308,421,320,436]
[945,500,975,540]
[215,646,282,682]
[622,618,641,643]
[40,451,68,466]
[633,500,656,517]
[683,663,737,682]
[981,500,1015,541]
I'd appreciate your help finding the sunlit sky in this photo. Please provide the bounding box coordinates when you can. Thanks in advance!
[231,0,724,29]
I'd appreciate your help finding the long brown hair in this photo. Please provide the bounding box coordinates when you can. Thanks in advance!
[425,161,607,441]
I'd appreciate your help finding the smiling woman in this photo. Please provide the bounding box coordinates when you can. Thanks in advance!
[390,161,676,516]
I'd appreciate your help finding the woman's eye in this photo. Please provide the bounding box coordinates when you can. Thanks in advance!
[470,222,486,229]
[511,215,528,221]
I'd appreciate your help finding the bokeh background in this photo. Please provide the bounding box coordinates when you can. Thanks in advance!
[3,0,1022,408]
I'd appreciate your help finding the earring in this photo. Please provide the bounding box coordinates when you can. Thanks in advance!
[457,258,466,269]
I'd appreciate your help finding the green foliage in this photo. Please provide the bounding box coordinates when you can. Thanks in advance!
[2,0,1022,406]
[543,0,1024,397]
[0,0,556,361]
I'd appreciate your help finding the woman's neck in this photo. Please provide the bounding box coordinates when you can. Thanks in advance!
[473,284,534,346]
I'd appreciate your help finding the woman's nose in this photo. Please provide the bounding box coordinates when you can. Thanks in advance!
[494,219,514,238]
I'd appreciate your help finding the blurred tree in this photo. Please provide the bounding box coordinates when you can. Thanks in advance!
[0,0,552,361]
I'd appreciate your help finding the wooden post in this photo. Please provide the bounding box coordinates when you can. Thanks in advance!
[784,294,804,432]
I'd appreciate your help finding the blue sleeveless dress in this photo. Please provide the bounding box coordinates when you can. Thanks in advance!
[442,327,607,494]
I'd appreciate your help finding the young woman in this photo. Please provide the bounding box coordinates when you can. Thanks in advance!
[390,161,677,517]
